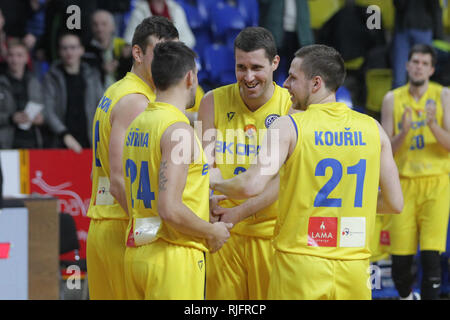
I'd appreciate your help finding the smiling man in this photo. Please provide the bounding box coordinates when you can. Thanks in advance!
[197,27,292,300]
[381,43,450,300]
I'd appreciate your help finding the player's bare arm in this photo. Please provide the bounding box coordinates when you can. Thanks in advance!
[211,175,280,226]
[109,93,149,215]
[381,91,411,154]
[210,116,295,199]
[427,87,450,151]
[197,90,216,166]
[376,121,404,214]
[157,122,232,253]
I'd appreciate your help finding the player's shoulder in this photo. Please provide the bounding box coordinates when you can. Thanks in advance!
[441,86,450,100]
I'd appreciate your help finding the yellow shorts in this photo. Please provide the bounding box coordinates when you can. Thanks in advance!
[389,174,450,255]
[206,233,274,300]
[369,214,392,262]
[86,219,128,300]
[268,251,371,300]
[124,238,206,300]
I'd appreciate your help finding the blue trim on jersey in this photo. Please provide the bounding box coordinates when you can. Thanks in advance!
[288,115,298,139]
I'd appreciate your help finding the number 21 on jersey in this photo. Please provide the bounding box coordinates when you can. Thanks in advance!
[314,158,366,208]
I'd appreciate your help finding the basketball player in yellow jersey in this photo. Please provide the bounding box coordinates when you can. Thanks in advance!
[86,17,179,300]
[381,44,450,300]
[122,41,232,300]
[210,44,404,300]
[197,27,292,300]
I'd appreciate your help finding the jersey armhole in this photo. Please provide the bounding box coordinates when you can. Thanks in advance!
[288,115,298,140]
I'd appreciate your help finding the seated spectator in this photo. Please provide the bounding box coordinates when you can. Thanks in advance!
[123,0,195,48]
[43,32,104,153]
[0,41,45,149]
[84,9,132,87]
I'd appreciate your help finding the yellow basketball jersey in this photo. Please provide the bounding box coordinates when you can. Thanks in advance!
[213,83,292,238]
[87,72,156,220]
[123,102,210,252]
[393,82,449,177]
[274,102,381,260]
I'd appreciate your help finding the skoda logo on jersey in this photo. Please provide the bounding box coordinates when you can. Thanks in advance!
[265,114,280,128]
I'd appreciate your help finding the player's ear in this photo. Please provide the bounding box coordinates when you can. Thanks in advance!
[186,69,195,88]
[272,55,280,72]
[132,44,143,64]
[311,76,322,93]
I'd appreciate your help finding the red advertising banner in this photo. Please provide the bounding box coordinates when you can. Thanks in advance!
[23,149,93,260]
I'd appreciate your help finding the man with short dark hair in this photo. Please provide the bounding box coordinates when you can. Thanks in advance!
[43,32,104,152]
[86,16,179,300]
[0,41,44,149]
[210,44,404,300]
[123,40,232,300]
[381,43,450,300]
[198,26,293,300]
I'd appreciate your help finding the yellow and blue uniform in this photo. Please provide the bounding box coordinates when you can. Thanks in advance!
[206,83,291,300]
[389,82,450,255]
[86,72,155,300]
[123,102,210,300]
[268,102,381,300]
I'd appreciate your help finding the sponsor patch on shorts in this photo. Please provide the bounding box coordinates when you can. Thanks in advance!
[95,176,115,205]
[339,217,366,248]
[307,217,338,247]
[380,230,390,246]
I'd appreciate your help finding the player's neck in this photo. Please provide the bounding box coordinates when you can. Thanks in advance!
[131,65,156,91]
[241,82,275,112]
[155,89,188,114]
[309,91,336,106]
[408,81,429,101]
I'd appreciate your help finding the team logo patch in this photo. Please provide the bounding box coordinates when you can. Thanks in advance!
[244,124,257,138]
[339,217,366,248]
[227,112,235,121]
[198,260,204,271]
[307,217,337,247]
[415,109,425,118]
[265,114,280,128]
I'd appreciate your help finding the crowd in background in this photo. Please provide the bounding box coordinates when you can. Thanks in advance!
[0,0,448,152]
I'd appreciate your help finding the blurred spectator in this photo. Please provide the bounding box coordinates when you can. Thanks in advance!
[123,0,195,48]
[39,0,97,62]
[391,0,443,88]
[84,9,132,87]
[0,0,34,40]
[26,0,47,50]
[0,41,45,149]
[259,0,314,84]
[0,9,8,70]
[96,0,133,37]
[42,33,104,153]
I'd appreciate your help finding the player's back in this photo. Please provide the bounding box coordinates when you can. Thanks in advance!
[88,72,155,220]
[123,102,210,251]
[275,102,381,260]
